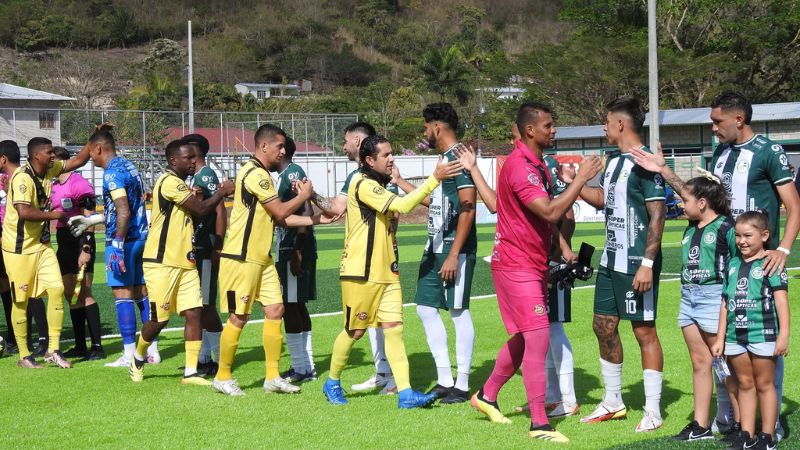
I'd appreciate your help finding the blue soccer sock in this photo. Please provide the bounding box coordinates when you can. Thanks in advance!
[136,296,157,344]
[116,299,137,359]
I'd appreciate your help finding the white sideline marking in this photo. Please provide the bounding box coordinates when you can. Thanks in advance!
[74,267,799,342]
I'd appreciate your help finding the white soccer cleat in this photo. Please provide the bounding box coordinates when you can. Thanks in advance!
[147,346,161,364]
[635,409,663,432]
[379,376,397,395]
[263,377,301,394]
[351,373,390,392]
[104,355,131,368]
[547,402,580,418]
[580,402,627,424]
[212,378,245,396]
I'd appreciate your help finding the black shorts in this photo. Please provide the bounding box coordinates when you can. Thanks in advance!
[56,227,95,275]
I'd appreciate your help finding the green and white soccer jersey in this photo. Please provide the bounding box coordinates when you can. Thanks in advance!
[339,169,358,196]
[275,163,315,253]
[600,150,666,274]
[426,144,477,255]
[275,162,317,302]
[544,155,567,196]
[711,134,794,248]
[723,256,789,345]
[192,166,220,258]
[681,215,737,285]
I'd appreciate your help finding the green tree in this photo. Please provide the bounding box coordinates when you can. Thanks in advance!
[418,44,473,105]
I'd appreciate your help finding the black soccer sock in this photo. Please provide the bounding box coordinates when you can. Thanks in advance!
[69,307,88,351]
[28,298,48,342]
[85,303,102,347]
[1,289,15,345]
[299,302,312,333]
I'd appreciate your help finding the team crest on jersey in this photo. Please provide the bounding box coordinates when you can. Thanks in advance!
[689,246,700,261]
[781,271,789,282]
[17,184,26,194]
[619,169,629,181]
[704,233,716,244]
[177,183,188,192]
[241,295,250,304]
[527,172,540,186]
[534,305,545,315]
[373,186,385,195]
[779,154,788,166]
[736,160,750,174]
[653,174,664,188]
[259,179,271,190]
[160,302,170,311]
[357,312,368,320]
[751,266,764,280]
[20,284,28,292]
[108,182,117,190]
[207,183,217,191]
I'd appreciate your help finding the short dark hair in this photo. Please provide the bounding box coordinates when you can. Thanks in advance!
[423,103,459,130]
[27,137,52,157]
[164,139,187,160]
[88,130,116,149]
[711,92,753,125]
[606,97,646,132]
[359,134,391,166]
[53,146,71,160]
[685,177,730,218]
[343,121,376,137]
[0,140,20,164]
[254,124,286,147]
[516,102,553,134]
[735,210,770,248]
[182,133,210,157]
[284,136,297,159]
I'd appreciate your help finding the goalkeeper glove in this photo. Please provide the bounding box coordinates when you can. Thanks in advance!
[68,214,104,237]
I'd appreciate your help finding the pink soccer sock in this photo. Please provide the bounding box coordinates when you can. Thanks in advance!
[482,333,525,402]
[521,327,551,427]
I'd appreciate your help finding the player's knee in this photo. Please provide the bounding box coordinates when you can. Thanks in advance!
[228,313,249,327]
[264,303,284,320]
[592,315,618,339]
[348,329,366,340]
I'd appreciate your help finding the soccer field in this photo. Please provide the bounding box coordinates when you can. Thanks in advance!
[0,221,798,449]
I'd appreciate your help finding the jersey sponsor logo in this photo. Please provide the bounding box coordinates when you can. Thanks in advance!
[703,232,716,244]
[654,174,664,188]
[736,277,748,292]
[721,173,732,190]
[527,172,541,186]
[779,154,788,166]
[259,179,271,191]
[357,312,368,320]
[108,181,117,190]
[534,304,545,315]
[241,295,250,304]
[727,299,737,311]
[781,271,789,282]
[606,182,616,207]
[104,174,113,181]
[373,186,385,195]
[736,160,750,174]
[201,176,211,182]
[177,183,189,192]
[20,284,28,292]
[772,144,783,152]
[688,245,700,261]
[734,313,750,328]
[751,266,764,280]
[716,160,725,170]
[391,261,398,274]
[61,198,73,210]
[160,302,170,311]
[288,172,298,181]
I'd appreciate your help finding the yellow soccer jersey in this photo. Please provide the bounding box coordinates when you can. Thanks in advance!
[340,173,401,283]
[2,160,65,254]
[143,170,195,269]
[220,158,278,265]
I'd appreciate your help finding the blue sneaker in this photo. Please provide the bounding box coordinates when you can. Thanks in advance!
[397,388,437,409]
[322,378,348,405]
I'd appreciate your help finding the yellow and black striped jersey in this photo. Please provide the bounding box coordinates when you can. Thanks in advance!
[143,170,194,269]
[220,158,278,265]
[2,160,65,254]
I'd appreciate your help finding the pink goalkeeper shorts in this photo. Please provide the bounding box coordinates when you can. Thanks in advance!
[492,269,549,335]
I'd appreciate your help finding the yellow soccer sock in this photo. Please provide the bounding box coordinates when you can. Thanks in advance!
[383,325,411,391]
[262,319,283,380]
[329,330,357,381]
[135,335,151,361]
[46,288,65,353]
[217,320,243,381]
[11,299,30,358]
[184,340,202,376]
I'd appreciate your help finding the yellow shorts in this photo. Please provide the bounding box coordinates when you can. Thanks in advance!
[340,280,403,330]
[143,263,203,322]
[219,258,282,315]
[3,248,63,303]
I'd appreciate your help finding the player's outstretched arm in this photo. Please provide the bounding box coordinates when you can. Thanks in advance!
[264,179,313,222]
[64,123,113,173]
[385,157,461,213]
[16,203,65,222]
[182,179,234,217]
[453,145,496,213]
[559,161,604,210]
[764,182,800,276]
[391,165,430,207]
[528,157,603,223]
[310,192,346,217]
[631,143,688,197]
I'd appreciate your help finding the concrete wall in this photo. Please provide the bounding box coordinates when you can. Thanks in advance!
[0,102,64,145]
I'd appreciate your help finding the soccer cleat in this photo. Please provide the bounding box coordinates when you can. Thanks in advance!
[756,432,775,450]
[147,346,161,364]
[351,373,391,392]
[62,347,88,359]
[635,409,663,432]
[725,430,751,450]
[212,378,245,396]
[379,376,397,395]
[301,369,318,382]
[129,358,144,382]
[44,351,73,369]
[426,383,453,399]
[86,346,106,361]
[5,341,19,355]
[547,402,580,418]
[397,388,437,409]
[742,435,760,450]
[580,402,627,424]
[31,339,47,358]
[181,374,212,386]
[17,355,43,369]
[440,388,470,404]
[280,368,304,383]
[672,420,713,441]
[323,378,348,405]
[720,422,742,443]
[104,355,131,368]
[529,424,570,443]
[471,390,512,424]
[263,377,301,394]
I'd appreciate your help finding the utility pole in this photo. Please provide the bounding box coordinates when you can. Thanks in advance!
[187,20,195,133]
[647,0,659,150]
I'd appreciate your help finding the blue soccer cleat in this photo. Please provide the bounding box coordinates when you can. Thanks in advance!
[322,378,348,405]
[397,388,437,409]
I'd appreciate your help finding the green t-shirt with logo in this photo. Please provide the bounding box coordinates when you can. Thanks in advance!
[275,162,316,254]
[426,144,477,255]
[544,154,567,196]
[681,215,737,285]
[723,256,789,344]
[192,166,219,258]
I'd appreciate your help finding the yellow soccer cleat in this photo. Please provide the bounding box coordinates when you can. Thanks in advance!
[529,424,570,444]
[181,374,212,386]
[471,391,512,424]
[129,358,144,382]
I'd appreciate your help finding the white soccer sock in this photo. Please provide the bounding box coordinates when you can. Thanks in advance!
[450,308,474,391]
[368,327,391,375]
[199,330,211,364]
[417,305,453,387]
[285,332,306,373]
[715,372,733,425]
[302,330,315,372]
[208,331,221,363]
[147,339,159,355]
[600,358,623,407]
[549,322,577,405]
[643,369,663,417]
[124,342,135,360]
[545,350,560,404]
[184,366,197,377]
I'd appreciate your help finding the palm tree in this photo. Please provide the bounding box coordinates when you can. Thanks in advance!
[419,44,473,105]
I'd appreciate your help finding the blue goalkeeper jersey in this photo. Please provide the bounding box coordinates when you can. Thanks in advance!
[103,156,148,242]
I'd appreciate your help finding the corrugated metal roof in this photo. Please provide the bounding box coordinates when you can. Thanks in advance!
[556,102,800,140]
[0,83,75,101]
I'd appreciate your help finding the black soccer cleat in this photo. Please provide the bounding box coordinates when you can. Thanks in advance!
[63,346,88,359]
[425,384,452,399]
[439,387,470,404]
[86,345,106,361]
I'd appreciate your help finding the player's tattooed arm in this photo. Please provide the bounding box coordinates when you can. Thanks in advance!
[593,314,623,363]
[113,196,131,239]
[631,143,687,196]
[644,200,665,261]
[311,192,332,211]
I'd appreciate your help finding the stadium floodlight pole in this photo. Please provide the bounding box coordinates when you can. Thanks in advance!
[647,0,659,149]
[188,20,195,133]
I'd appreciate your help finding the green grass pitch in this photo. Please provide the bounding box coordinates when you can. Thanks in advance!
[0,221,798,449]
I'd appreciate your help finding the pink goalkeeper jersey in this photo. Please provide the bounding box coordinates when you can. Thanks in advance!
[51,172,95,229]
[491,140,553,275]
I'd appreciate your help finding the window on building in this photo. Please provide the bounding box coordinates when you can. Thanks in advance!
[39,111,55,129]
[665,147,701,156]
[256,90,267,99]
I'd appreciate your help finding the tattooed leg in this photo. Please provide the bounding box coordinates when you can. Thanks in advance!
[593,314,622,364]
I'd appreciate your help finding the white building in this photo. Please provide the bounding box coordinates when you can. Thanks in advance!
[235,80,312,100]
[0,83,75,146]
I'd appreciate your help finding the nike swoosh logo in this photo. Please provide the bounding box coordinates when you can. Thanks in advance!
[743,442,758,449]
[688,431,707,439]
